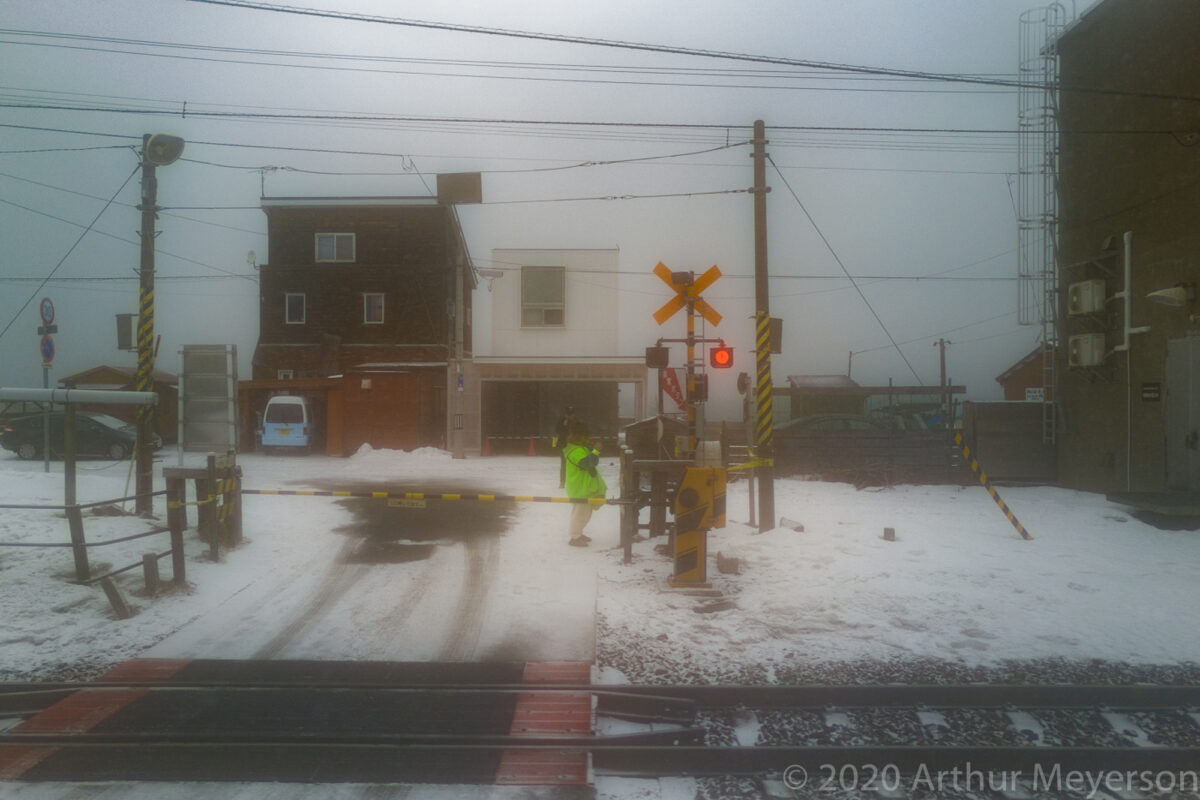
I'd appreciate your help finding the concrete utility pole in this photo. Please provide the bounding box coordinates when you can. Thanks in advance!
[752,120,775,532]
[135,134,183,515]
[135,137,159,515]
[935,338,951,424]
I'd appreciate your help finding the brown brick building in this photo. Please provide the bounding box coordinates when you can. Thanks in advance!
[249,197,474,454]
[1053,1,1200,494]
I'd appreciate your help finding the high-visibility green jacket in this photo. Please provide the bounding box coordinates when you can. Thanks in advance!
[563,442,606,499]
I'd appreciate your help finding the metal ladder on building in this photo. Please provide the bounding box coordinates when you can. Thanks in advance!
[1017,3,1070,444]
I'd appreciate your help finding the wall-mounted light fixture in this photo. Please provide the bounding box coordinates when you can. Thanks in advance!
[476,268,504,292]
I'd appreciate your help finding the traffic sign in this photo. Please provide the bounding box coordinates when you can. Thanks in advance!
[652,262,722,326]
[40,297,55,325]
[40,335,55,364]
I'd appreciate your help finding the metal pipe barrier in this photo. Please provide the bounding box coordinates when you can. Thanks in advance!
[0,491,172,585]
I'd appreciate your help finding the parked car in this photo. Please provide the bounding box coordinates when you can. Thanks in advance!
[259,395,314,453]
[0,411,161,460]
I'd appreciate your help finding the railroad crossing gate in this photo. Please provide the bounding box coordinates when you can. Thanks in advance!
[652,262,722,326]
[671,466,726,586]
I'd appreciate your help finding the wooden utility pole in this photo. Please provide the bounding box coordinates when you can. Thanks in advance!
[752,120,775,532]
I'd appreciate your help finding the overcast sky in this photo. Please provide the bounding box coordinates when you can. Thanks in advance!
[0,0,1079,415]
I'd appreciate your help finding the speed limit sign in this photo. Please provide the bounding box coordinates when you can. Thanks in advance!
[40,297,55,325]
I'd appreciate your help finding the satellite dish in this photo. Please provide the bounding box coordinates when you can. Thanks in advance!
[145,134,185,165]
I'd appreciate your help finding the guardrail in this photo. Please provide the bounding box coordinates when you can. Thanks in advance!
[0,491,176,615]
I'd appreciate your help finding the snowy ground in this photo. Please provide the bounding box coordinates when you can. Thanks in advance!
[2,445,1199,798]
[2,445,1198,681]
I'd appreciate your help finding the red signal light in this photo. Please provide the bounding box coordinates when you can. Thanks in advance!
[709,346,733,369]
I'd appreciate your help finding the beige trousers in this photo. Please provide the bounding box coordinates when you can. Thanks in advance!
[569,502,594,540]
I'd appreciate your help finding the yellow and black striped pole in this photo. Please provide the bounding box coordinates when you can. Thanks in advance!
[135,140,158,515]
[955,432,1033,540]
[685,292,697,454]
[753,310,774,531]
[751,120,774,532]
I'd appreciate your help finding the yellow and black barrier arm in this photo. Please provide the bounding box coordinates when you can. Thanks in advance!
[242,488,615,505]
[954,432,1033,541]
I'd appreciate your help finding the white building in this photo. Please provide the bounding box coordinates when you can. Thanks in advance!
[460,249,647,456]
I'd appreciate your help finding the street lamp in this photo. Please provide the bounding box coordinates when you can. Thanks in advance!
[135,133,184,515]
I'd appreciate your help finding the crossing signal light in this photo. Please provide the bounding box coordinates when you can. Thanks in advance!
[710,346,734,369]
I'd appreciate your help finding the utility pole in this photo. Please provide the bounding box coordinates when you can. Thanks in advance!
[135,137,158,515]
[935,338,951,426]
[135,134,183,515]
[752,120,775,532]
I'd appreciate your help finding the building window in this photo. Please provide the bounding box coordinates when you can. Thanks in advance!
[363,292,385,324]
[277,369,294,380]
[315,232,355,262]
[285,293,306,324]
[521,266,564,327]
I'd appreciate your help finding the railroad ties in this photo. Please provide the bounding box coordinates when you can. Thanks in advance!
[3,669,1200,793]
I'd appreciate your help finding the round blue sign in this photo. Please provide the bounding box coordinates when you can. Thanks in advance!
[40,335,55,363]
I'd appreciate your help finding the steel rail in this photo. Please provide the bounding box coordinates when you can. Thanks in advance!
[4,682,1200,709]
[0,735,1198,777]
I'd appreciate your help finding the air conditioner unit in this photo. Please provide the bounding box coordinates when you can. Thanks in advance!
[1067,279,1106,315]
[1068,333,1106,367]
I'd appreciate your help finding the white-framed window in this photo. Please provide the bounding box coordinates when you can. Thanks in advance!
[521,266,564,327]
[363,292,385,324]
[315,232,355,262]
[277,369,295,380]
[285,292,306,324]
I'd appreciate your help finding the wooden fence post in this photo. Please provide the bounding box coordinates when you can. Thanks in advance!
[166,476,187,585]
[228,450,243,546]
[65,505,89,582]
[143,552,160,594]
[620,447,634,564]
[206,452,219,560]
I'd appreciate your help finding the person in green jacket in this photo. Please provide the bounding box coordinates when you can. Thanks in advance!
[563,420,606,547]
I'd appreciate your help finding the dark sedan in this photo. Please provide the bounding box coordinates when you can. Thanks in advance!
[0,412,160,460]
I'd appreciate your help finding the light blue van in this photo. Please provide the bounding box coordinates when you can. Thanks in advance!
[260,395,313,453]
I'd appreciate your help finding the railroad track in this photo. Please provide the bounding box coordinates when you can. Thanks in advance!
[3,681,1200,789]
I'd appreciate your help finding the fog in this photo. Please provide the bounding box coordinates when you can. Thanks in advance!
[0,0,1062,418]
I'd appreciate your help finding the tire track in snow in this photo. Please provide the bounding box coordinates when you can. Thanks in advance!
[439,531,500,661]
[253,538,367,660]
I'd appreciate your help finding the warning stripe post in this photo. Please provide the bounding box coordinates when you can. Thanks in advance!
[243,489,609,505]
[954,433,1033,541]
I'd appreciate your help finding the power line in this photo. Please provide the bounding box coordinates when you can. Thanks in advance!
[850,311,1019,357]
[0,170,268,236]
[767,153,922,384]
[0,166,139,343]
[0,32,1021,95]
[183,0,1200,105]
[0,197,258,280]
